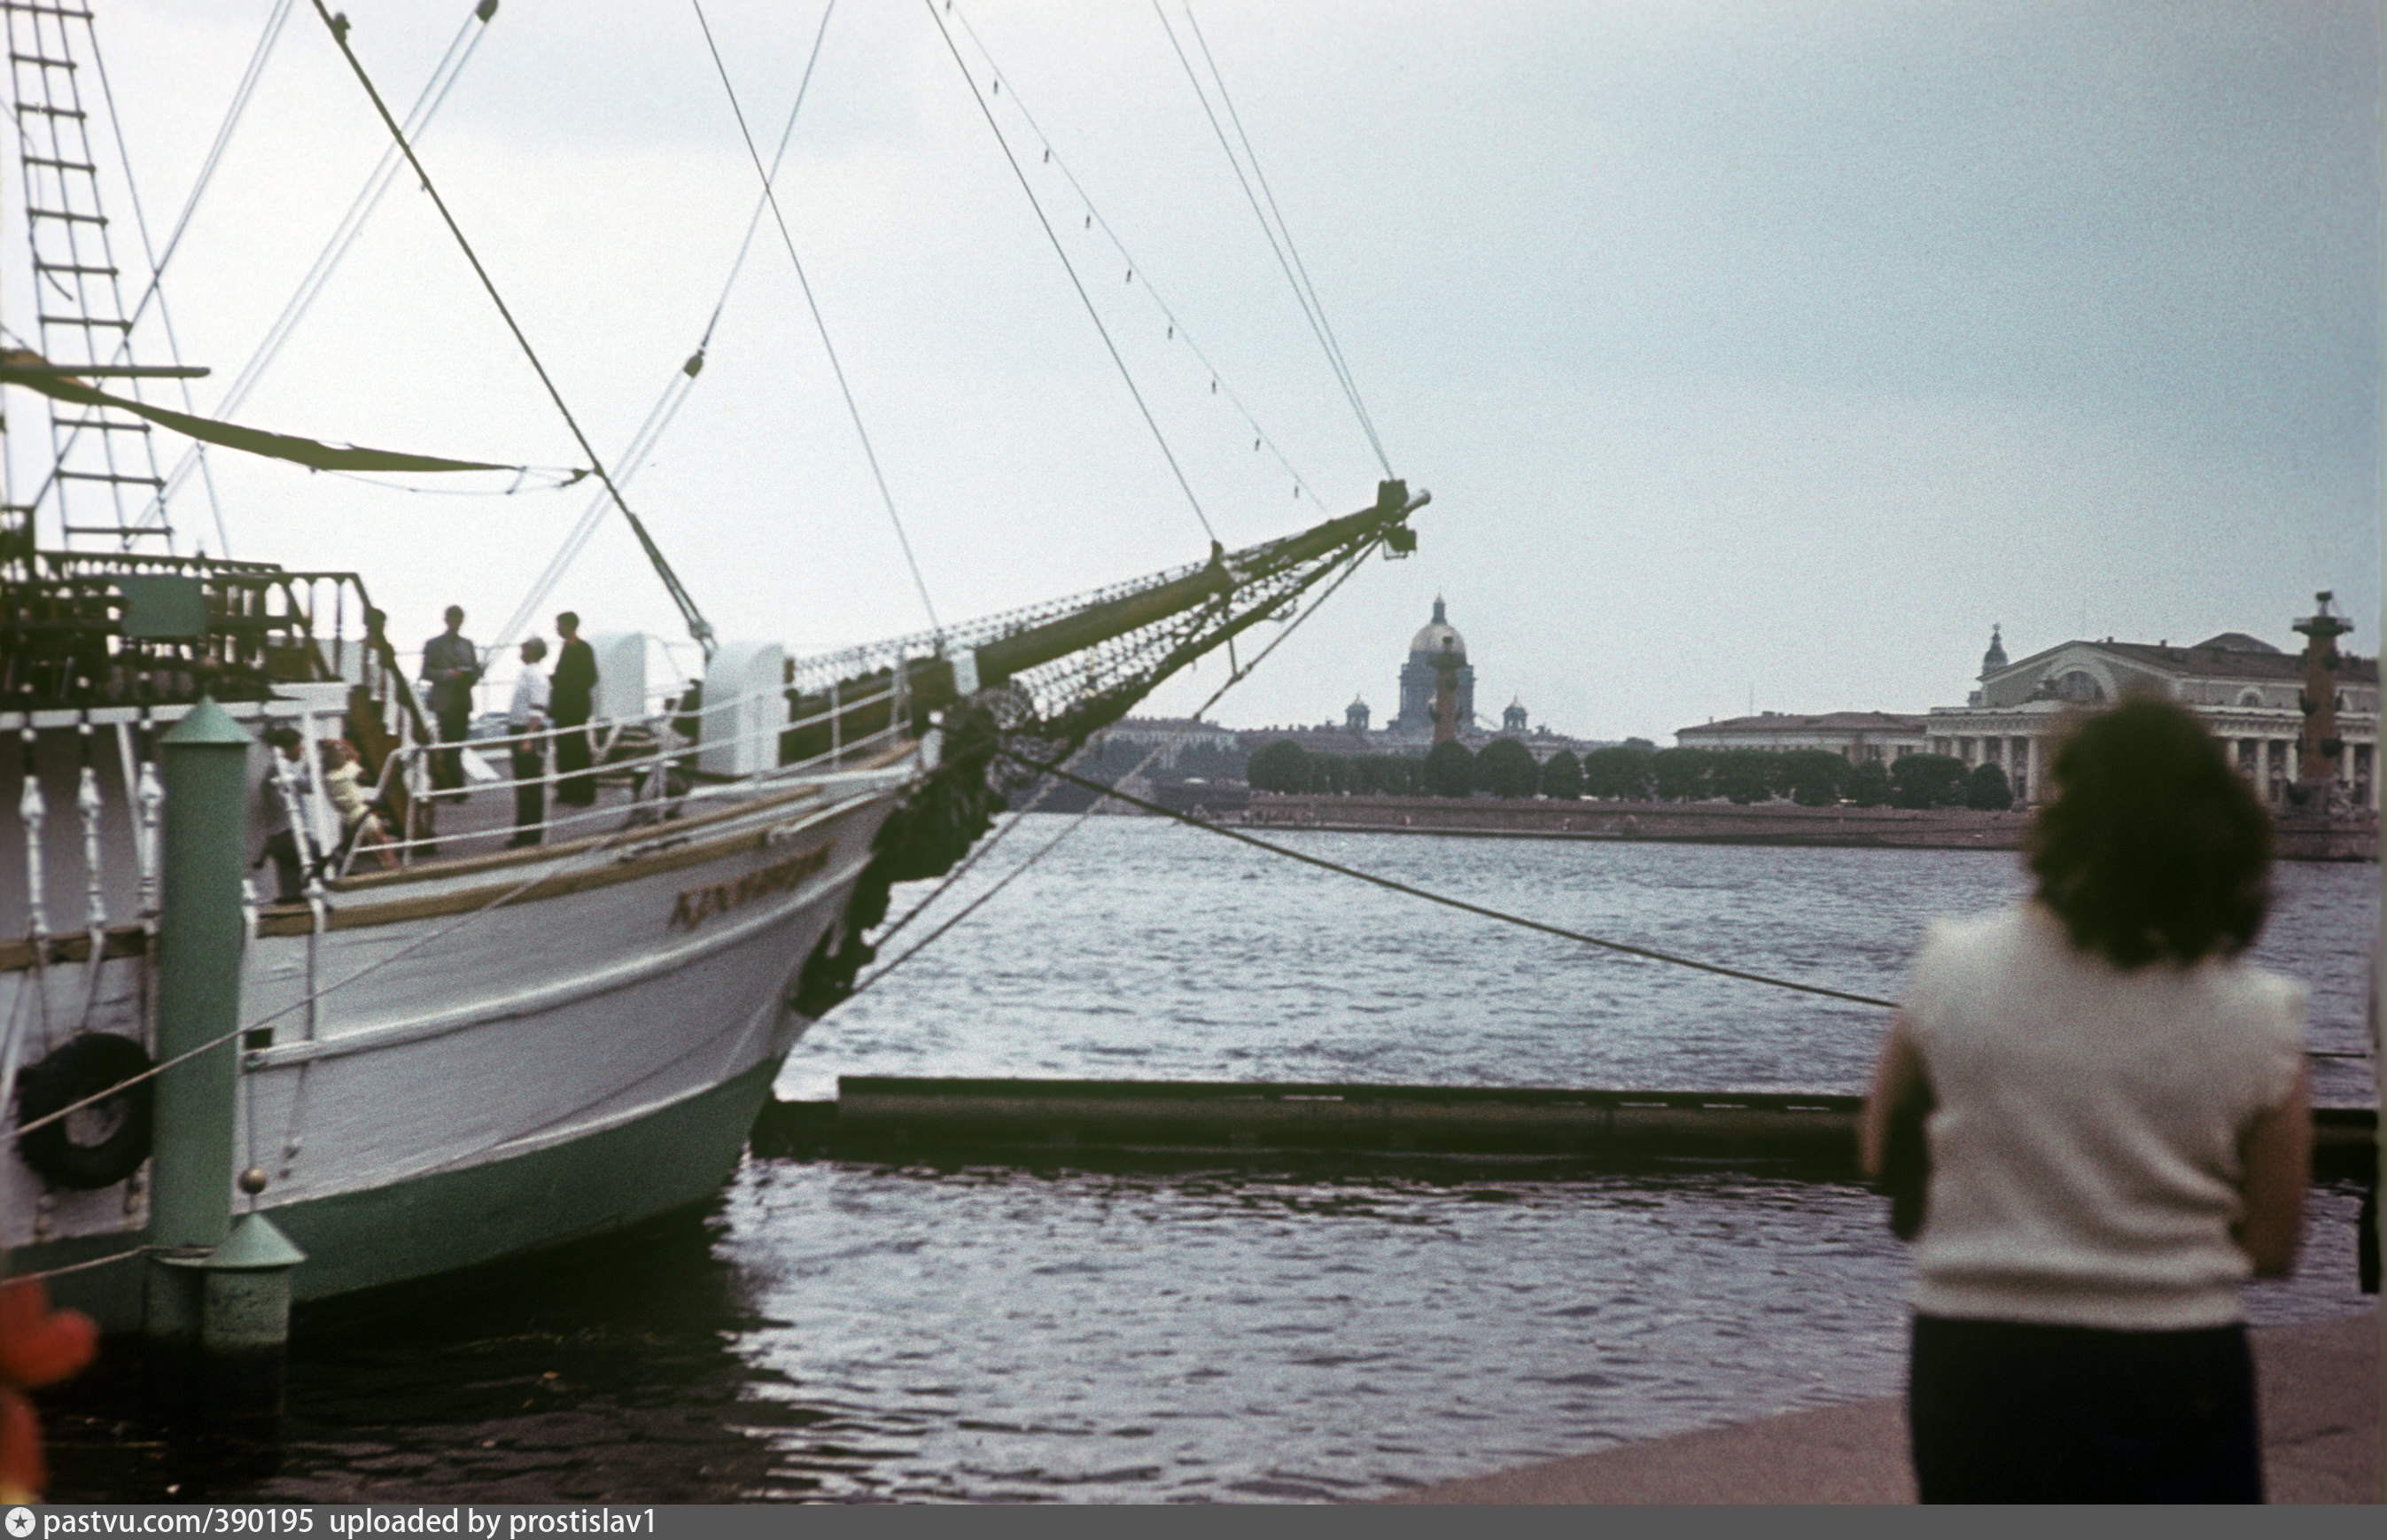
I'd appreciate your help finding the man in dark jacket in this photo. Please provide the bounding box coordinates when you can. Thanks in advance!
[551,611,600,809]
[420,605,479,796]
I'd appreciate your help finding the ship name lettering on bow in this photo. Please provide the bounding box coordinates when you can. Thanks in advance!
[670,845,831,930]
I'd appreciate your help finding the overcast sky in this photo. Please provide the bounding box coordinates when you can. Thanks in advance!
[8,0,2378,743]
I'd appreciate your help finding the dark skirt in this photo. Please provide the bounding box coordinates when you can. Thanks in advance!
[1909,1313,2262,1503]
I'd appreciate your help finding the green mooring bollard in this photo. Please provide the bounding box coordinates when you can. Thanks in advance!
[144,697,304,1442]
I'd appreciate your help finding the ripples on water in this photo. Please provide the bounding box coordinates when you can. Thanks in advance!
[790,818,2378,1103]
[56,821,2379,1503]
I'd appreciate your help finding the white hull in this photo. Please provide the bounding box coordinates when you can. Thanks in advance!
[4,704,915,1322]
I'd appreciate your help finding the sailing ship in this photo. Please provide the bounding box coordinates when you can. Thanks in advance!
[0,2,1425,1329]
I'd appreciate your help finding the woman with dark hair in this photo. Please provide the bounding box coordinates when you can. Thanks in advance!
[1860,696,2310,1503]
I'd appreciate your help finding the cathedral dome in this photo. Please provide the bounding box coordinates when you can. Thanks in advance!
[1409,596,1466,660]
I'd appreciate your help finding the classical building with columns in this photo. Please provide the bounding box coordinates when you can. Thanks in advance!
[1924,603,2379,809]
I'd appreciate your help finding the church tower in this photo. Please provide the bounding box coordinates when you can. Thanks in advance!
[1502,697,1528,735]
[1346,696,1371,734]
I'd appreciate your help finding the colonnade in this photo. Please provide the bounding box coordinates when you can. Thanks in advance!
[1925,730,2378,810]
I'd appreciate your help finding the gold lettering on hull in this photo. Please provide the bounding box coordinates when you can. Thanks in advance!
[669,844,833,930]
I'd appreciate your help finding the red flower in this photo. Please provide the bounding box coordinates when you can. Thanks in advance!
[0,1277,98,1504]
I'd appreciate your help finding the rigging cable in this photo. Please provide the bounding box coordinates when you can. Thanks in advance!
[941,2,1327,509]
[62,12,237,556]
[120,0,298,338]
[1005,750,1908,1011]
[489,0,839,658]
[690,0,941,636]
[138,0,498,538]
[922,0,1217,547]
[1155,1,1390,478]
[850,527,1384,997]
[43,0,300,556]
[308,0,717,653]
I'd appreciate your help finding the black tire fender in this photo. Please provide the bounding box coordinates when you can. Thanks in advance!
[15,1032,155,1191]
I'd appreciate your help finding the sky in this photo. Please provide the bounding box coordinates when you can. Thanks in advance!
[5,0,2379,744]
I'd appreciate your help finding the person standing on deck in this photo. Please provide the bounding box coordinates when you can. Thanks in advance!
[506,636,552,848]
[255,727,314,903]
[551,611,600,812]
[419,605,479,797]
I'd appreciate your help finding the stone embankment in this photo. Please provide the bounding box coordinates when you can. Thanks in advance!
[1227,794,2378,861]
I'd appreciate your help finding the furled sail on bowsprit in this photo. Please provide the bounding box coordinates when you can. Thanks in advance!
[781,478,1427,1016]
[787,478,1428,762]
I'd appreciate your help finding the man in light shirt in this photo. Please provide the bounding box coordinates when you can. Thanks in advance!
[507,637,552,848]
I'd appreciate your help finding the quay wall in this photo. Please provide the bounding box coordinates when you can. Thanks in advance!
[1227,794,2378,861]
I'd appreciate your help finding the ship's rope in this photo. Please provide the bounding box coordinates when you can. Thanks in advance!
[1153,1,1391,478]
[923,0,1217,547]
[692,0,942,637]
[849,532,1382,996]
[937,2,1329,511]
[489,0,838,659]
[307,0,716,652]
[997,747,1910,1009]
[138,0,499,538]
[984,749,2384,1060]
[9,813,661,1146]
[1,1245,150,1284]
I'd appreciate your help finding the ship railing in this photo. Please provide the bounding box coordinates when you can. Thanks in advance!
[304,676,911,876]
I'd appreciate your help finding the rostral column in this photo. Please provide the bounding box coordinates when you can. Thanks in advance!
[2293,590,2353,807]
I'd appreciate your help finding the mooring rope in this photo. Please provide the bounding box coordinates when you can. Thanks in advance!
[996,748,1909,1010]
[986,751,2380,1063]
[2,1245,151,1283]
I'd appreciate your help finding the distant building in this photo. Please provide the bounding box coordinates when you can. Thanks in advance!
[1394,597,1475,734]
[1674,712,1928,763]
[1927,603,2378,808]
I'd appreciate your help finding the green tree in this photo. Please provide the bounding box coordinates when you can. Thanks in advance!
[1652,746,1712,802]
[1777,748,1849,807]
[1247,739,1309,793]
[1581,745,1653,800]
[1846,759,1892,808]
[1891,752,1969,809]
[1475,737,1540,797]
[1964,761,2014,811]
[1424,739,1474,798]
[1712,749,1777,805]
[1538,748,1583,800]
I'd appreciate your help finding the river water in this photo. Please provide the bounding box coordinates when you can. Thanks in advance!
[57,820,2379,1503]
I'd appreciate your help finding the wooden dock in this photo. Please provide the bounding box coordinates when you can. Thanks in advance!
[752,1077,2379,1175]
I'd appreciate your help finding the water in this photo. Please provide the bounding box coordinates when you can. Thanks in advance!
[55,821,2379,1503]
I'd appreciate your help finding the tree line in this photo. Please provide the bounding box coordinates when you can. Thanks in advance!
[1247,738,2015,810]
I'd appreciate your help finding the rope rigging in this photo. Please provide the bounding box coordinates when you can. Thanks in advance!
[1154,1,1391,478]
[307,0,717,653]
[139,0,499,540]
[923,0,1217,548]
[938,1,1332,512]
[690,0,943,637]
[490,0,838,657]
[850,525,1384,997]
